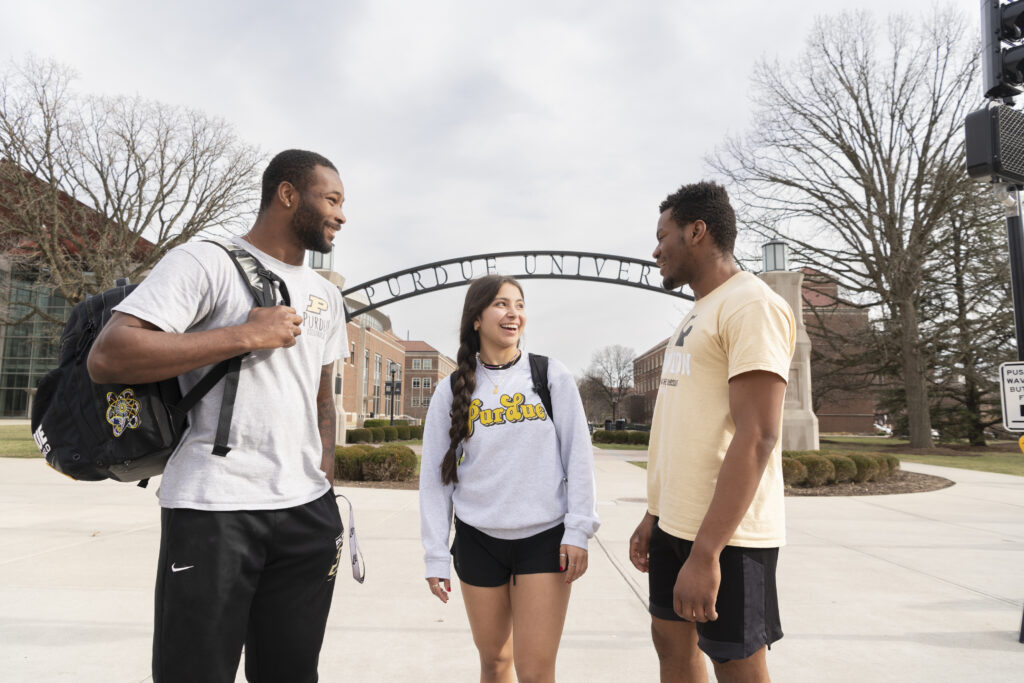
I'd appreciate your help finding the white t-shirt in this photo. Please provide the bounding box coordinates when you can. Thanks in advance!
[114,237,348,511]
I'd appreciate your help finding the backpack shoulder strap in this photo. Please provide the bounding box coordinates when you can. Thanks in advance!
[204,239,290,307]
[177,240,290,457]
[528,353,553,419]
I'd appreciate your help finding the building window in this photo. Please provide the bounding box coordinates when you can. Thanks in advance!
[423,358,432,370]
[422,396,430,407]
[411,397,420,407]
[412,378,421,389]
[0,276,71,417]
[373,354,382,414]
[363,349,369,394]
[423,377,431,390]
[412,358,421,369]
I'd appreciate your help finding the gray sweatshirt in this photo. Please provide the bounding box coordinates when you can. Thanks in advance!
[419,355,600,580]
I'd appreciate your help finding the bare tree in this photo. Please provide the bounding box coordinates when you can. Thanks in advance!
[0,57,263,312]
[585,344,635,422]
[708,9,981,447]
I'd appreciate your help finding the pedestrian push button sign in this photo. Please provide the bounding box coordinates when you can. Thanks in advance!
[999,362,1024,432]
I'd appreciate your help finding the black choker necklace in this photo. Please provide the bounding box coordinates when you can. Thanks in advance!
[479,350,522,370]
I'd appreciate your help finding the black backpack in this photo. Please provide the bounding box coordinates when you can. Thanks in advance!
[450,353,552,418]
[30,241,288,486]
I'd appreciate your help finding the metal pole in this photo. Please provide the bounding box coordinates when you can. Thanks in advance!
[997,185,1024,643]
[389,364,396,426]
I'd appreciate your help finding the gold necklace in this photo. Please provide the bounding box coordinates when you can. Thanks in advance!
[478,351,520,394]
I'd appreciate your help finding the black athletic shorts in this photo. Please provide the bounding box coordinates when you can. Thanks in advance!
[648,519,783,663]
[451,517,565,587]
[153,490,343,683]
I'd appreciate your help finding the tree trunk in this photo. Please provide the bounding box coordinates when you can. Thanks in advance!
[898,298,933,448]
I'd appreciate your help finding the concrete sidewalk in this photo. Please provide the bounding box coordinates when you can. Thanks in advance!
[1,452,1023,682]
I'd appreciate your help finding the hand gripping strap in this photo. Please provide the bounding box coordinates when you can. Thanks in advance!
[185,240,288,456]
[335,493,366,583]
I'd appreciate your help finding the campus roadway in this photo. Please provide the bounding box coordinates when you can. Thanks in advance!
[1,447,1023,682]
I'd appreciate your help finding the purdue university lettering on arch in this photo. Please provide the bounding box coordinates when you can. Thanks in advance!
[342,250,692,321]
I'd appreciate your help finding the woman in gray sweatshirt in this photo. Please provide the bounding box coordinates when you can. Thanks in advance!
[420,274,600,682]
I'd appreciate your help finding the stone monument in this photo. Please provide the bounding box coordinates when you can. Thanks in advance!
[758,241,819,451]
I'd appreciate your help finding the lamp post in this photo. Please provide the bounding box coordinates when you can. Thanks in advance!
[388,362,401,425]
[762,240,788,272]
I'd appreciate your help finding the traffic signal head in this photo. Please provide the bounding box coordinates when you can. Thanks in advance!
[966,104,1024,184]
[982,0,1024,99]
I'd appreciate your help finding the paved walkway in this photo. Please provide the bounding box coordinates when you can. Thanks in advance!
[1,451,1023,682]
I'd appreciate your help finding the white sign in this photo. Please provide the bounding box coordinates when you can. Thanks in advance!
[999,362,1024,432]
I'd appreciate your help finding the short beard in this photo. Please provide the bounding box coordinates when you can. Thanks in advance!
[291,199,333,254]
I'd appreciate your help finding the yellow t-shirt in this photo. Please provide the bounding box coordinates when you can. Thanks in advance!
[647,271,795,547]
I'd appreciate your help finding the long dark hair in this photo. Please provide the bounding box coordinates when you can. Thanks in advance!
[441,275,524,485]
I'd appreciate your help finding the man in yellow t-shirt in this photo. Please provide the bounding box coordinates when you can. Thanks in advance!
[629,181,795,682]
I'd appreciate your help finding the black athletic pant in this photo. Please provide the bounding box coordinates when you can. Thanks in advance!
[153,491,343,683]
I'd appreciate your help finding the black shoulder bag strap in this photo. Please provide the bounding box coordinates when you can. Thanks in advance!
[528,353,553,419]
[172,241,289,456]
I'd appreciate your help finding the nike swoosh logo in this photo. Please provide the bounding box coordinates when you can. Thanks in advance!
[171,563,194,573]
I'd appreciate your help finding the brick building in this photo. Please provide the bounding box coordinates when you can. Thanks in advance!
[630,338,669,424]
[400,340,456,421]
[800,269,876,434]
[341,295,406,426]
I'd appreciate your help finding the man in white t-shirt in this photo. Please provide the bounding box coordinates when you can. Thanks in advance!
[89,149,349,683]
[629,181,795,682]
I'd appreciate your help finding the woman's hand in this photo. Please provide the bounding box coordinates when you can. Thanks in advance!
[426,577,451,603]
[560,544,588,583]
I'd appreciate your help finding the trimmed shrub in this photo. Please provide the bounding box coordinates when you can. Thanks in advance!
[846,453,879,483]
[592,430,613,443]
[382,426,399,442]
[869,454,892,482]
[408,424,424,439]
[793,454,835,487]
[361,444,417,481]
[782,457,808,486]
[884,454,901,474]
[346,428,372,444]
[363,418,408,428]
[335,445,373,480]
[823,454,857,484]
[627,430,650,445]
[396,425,411,440]
[369,427,385,443]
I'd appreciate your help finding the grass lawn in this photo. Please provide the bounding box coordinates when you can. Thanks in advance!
[0,424,40,458]
[816,436,1024,478]
[626,436,1024,477]
[593,442,650,451]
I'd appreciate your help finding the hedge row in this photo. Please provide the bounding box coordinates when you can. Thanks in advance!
[363,418,412,428]
[781,451,900,488]
[346,424,423,443]
[591,429,650,445]
[335,444,417,481]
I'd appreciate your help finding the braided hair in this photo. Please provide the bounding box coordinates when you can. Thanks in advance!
[441,275,524,485]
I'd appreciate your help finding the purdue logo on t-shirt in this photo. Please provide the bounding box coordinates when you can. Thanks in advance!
[303,295,331,339]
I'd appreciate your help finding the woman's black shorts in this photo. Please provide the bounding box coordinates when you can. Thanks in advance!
[451,517,565,587]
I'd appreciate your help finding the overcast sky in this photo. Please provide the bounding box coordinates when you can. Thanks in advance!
[2,0,967,375]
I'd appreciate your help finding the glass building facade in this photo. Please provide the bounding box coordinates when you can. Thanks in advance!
[0,272,71,417]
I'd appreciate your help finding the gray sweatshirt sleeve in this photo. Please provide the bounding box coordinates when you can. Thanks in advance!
[419,379,456,580]
[547,359,601,549]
